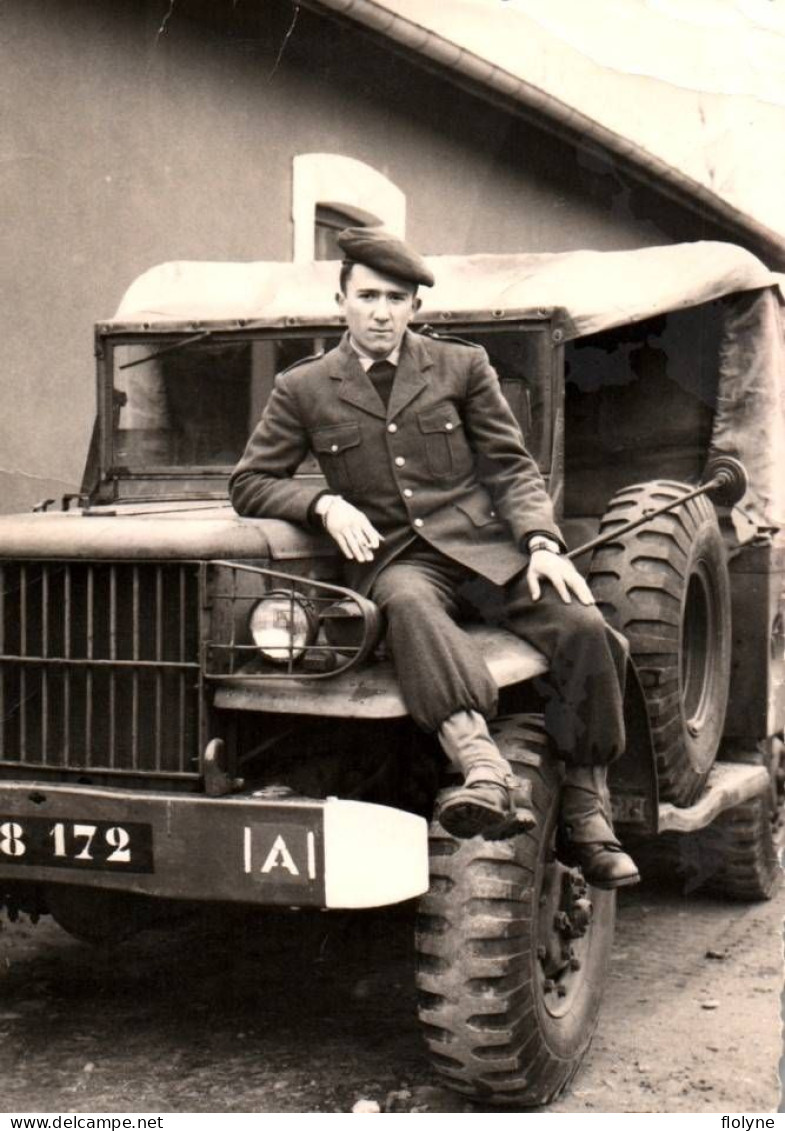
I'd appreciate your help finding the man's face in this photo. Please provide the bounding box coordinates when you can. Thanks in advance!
[337,264,421,359]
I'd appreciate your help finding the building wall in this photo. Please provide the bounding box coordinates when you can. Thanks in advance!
[0,0,738,510]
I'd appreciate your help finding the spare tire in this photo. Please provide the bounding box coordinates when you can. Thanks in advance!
[588,480,731,807]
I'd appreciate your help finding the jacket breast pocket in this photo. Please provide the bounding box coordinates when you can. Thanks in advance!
[418,404,471,480]
[311,423,362,493]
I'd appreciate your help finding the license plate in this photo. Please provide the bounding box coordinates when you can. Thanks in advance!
[610,794,651,826]
[0,816,154,874]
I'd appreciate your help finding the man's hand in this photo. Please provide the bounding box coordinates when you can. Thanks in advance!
[318,496,384,563]
[527,549,595,605]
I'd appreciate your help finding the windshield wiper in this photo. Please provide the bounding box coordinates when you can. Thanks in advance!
[118,329,215,370]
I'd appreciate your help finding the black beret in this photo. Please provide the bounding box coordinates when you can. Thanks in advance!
[337,226,435,287]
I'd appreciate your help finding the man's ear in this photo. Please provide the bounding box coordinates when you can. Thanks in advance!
[335,291,346,316]
[412,295,422,314]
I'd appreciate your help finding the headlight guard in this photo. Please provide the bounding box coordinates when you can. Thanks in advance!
[203,561,383,681]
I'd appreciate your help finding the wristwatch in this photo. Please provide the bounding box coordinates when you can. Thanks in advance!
[528,535,561,555]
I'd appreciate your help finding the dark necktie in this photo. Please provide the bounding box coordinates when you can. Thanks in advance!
[367,360,396,409]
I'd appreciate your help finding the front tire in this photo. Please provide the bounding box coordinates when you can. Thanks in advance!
[415,715,615,1106]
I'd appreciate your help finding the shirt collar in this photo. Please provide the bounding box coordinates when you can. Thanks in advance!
[349,336,401,371]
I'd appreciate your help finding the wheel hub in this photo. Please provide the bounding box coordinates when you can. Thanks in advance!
[537,857,594,1013]
[680,562,715,738]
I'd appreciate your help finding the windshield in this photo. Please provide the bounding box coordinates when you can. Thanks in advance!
[107,327,551,491]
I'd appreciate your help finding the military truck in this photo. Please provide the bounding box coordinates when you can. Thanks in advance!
[0,241,781,1106]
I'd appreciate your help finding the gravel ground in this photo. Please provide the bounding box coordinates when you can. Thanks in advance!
[0,867,782,1114]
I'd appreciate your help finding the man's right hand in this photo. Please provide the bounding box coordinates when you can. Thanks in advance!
[316,495,384,563]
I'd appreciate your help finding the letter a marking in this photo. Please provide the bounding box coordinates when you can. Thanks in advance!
[260,834,300,876]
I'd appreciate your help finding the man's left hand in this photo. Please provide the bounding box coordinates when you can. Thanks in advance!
[527,549,595,605]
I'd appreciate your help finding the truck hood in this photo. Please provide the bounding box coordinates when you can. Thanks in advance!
[0,503,333,561]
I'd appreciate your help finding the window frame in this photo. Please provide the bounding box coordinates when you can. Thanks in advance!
[292,154,406,262]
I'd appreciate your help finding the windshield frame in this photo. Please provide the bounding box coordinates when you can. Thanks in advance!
[92,317,560,505]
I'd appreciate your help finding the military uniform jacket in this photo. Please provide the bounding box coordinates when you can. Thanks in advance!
[230,330,563,594]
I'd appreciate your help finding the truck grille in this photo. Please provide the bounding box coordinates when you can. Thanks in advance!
[0,562,201,779]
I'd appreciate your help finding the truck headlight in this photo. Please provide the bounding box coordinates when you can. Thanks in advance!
[249,590,318,664]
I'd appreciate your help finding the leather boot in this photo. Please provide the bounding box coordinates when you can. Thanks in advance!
[561,765,639,889]
[435,710,536,840]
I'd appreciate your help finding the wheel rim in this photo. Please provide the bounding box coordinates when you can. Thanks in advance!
[679,559,716,743]
[536,853,596,1018]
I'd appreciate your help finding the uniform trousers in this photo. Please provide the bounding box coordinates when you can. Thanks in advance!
[369,540,629,767]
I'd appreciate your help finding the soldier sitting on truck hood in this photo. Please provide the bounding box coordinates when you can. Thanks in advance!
[230,226,639,890]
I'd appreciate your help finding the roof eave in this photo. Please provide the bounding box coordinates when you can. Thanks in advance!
[302,0,785,269]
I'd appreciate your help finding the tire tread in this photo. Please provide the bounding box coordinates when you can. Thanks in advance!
[415,715,613,1105]
[588,480,731,806]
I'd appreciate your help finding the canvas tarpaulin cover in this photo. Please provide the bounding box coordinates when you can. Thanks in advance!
[110,241,784,530]
[713,286,785,532]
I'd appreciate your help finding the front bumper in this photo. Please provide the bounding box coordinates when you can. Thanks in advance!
[0,781,429,910]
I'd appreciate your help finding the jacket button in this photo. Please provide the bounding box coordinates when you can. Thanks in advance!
[330,444,339,453]
[445,422,454,432]
[403,488,413,498]
[414,518,424,528]
[387,423,398,433]
[395,456,406,467]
